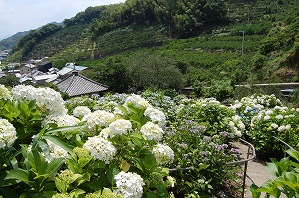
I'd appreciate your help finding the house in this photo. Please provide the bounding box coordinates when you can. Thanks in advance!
[57,65,88,79]
[20,64,35,75]
[38,61,52,73]
[32,74,59,85]
[56,71,108,97]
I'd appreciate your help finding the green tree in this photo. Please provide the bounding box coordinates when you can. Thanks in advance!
[127,52,184,91]
[0,74,19,87]
[204,79,234,101]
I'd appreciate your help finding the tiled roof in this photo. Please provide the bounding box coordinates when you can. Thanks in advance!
[56,72,108,97]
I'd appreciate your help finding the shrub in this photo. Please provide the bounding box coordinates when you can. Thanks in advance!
[204,79,234,102]
[250,148,299,198]
[249,106,299,159]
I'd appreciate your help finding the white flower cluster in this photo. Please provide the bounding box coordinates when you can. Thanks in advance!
[0,118,17,148]
[253,94,282,107]
[230,100,264,114]
[11,84,35,100]
[228,115,245,137]
[250,106,294,133]
[199,98,221,105]
[114,171,145,198]
[152,143,174,165]
[73,106,91,118]
[140,122,164,141]
[42,113,80,127]
[144,106,166,127]
[0,84,12,100]
[277,124,291,132]
[83,136,116,164]
[125,94,150,109]
[99,128,111,139]
[12,85,67,114]
[108,119,132,137]
[45,139,68,162]
[231,94,282,114]
[82,110,115,132]
[42,113,80,139]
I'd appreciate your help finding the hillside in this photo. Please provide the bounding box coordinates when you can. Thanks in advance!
[0,31,29,50]
[3,0,299,94]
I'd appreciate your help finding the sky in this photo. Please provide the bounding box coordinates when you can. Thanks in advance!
[0,0,125,40]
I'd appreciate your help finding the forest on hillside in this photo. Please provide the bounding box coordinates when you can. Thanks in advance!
[2,0,299,98]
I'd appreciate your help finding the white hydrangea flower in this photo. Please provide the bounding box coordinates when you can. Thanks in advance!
[45,139,68,162]
[108,119,132,137]
[82,110,115,132]
[83,136,116,164]
[230,115,245,136]
[73,106,91,118]
[12,85,67,115]
[237,122,245,130]
[0,84,12,100]
[99,128,111,139]
[245,106,252,113]
[265,110,273,115]
[140,122,164,141]
[42,113,80,139]
[11,84,35,100]
[114,171,145,198]
[114,106,125,116]
[0,118,17,148]
[35,87,67,114]
[270,123,279,129]
[264,115,271,120]
[232,115,241,123]
[277,125,286,132]
[273,106,288,111]
[125,94,150,109]
[152,143,174,165]
[275,115,283,120]
[285,124,291,130]
[254,104,264,110]
[144,107,166,127]
[231,126,242,137]
[228,121,235,128]
[257,114,263,121]
[42,113,80,127]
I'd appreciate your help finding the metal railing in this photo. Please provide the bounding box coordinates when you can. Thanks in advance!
[227,139,256,198]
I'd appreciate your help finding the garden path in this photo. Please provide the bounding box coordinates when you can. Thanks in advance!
[231,142,287,198]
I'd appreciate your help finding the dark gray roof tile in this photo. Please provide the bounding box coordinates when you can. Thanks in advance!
[57,72,108,97]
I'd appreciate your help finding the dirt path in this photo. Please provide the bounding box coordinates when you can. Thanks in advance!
[231,142,285,198]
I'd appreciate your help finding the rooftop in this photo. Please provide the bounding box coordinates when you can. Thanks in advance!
[56,72,108,97]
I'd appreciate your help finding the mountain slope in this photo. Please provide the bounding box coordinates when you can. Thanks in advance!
[3,0,299,92]
[0,31,29,50]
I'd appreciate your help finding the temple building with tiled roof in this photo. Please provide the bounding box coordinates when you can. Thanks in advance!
[56,71,108,97]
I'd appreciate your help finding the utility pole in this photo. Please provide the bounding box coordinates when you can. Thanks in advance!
[240,30,245,56]
[72,51,75,70]
[247,6,250,25]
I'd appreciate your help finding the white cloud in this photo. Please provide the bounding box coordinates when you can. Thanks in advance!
[0,0,125,40]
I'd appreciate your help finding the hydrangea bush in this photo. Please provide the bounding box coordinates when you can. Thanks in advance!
[175,98,245,139]
[0,85,246,197]
[87,92,244,197]
[0,85,175,197]
[230,93,299,159]
[229,94,283,129]
[249,106,299,158]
